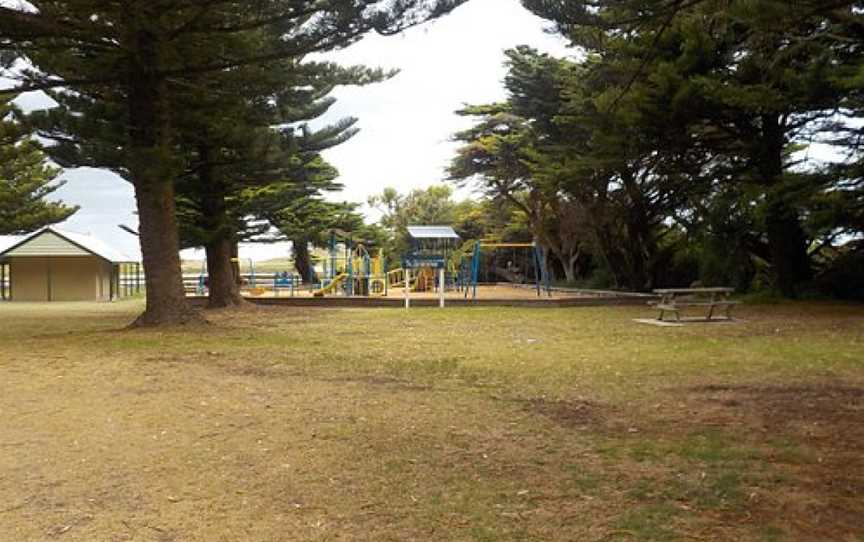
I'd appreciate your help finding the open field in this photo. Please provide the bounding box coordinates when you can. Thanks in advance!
[1,301,862,541]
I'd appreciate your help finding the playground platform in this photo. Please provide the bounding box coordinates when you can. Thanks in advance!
[188,284,654,308]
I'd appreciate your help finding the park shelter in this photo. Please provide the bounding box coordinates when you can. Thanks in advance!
[404,226,461,267]
[0,227,140,302]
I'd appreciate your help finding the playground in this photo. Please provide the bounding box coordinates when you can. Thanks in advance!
[187,226,628,306]
[1,300,862,541]
[192,284,636,306]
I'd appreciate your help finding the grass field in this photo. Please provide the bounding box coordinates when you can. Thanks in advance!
[1,301,862,541]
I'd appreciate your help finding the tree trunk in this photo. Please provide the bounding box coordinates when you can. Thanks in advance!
[759,114,811,297]
[128,30,200,327]
[293,238,318,284]
[231,240,243,288]
[562,252,579,284]
[541,244,555,283]
[198,145,245,309]
[548,244,577,284]
[231,242,242,286]
[765,201,811,297]
[589,217,623,289]
[205,237,245,308]
[621,173,655,291]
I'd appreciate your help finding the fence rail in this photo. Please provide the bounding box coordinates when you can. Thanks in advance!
[183,273,307,295]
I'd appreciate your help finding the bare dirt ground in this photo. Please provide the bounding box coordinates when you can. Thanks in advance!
[241,283,609,300]
[0,301,862,541]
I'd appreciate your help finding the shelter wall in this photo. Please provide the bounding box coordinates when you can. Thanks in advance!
[9,256,112,302]
[5,231,90,257]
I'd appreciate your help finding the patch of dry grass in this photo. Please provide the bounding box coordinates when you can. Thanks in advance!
[0,301,862,541]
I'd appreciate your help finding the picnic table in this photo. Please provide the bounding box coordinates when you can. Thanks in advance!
[651,287,738,322]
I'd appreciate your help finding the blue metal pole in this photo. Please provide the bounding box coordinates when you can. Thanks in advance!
[329,231,336,282]
[471,241,481,301]
[347,248,353,297]
[535,244,551,297]
[533,244,542,297]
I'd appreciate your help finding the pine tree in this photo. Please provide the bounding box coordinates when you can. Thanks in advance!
[0,0,467,325]
[170,56,381,308]
[29,50,375,308]
[0,98,77,235]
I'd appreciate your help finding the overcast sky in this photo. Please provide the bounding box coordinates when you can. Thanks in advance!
[16,0,568,262]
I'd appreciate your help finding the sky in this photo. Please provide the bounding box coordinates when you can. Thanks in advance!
[13,0,569,262]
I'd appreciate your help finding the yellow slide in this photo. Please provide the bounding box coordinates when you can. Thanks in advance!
[313,273,348,297]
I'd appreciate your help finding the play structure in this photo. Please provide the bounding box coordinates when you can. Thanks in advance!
[314,226,462,303]
[312,230,387,297]
[392,226,462,307]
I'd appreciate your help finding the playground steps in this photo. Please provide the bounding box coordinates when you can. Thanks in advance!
[386,268,438,292]
[387,268,410,290]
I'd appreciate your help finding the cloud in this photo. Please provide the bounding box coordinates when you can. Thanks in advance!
[315,0,569,207]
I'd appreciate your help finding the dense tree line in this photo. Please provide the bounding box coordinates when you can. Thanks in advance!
[450,0,864,297]
[2,0,861,320]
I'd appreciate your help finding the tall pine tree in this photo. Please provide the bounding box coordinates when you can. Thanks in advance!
[0,0,467,325]
[0,97,77,235]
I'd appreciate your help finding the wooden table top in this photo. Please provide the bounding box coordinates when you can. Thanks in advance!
[653,287,735,294]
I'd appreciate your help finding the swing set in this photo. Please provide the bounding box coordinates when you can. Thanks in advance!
[457,240,552,300]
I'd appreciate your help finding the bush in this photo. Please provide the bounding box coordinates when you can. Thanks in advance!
[812,245,864,300]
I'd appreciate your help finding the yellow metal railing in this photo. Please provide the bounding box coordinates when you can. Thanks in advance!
[388,268,406,287]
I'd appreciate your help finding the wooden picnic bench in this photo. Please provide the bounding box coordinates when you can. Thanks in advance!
[651,287,738,322]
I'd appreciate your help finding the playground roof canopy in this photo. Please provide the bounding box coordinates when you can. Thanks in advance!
[406,226,460,240]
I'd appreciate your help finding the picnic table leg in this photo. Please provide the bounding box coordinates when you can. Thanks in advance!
[706,292,716,321]
[657,294,670,321]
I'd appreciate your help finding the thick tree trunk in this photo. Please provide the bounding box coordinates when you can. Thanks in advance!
[765,201,811,297]
[293,238,318,284]
[128,30,200,327]
[562,253,578,284]
[231,242,242,285]
[205,237,244,308]
[541,244,555,283]
[590,223,622,288]
[197,145,245,309]
[621,174,655,292]
[548,244,577,284]
[133,176,199,325]
[759,114,811,297]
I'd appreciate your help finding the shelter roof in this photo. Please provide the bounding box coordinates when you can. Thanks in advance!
[0,227,136,264]
[406,226,460,240]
